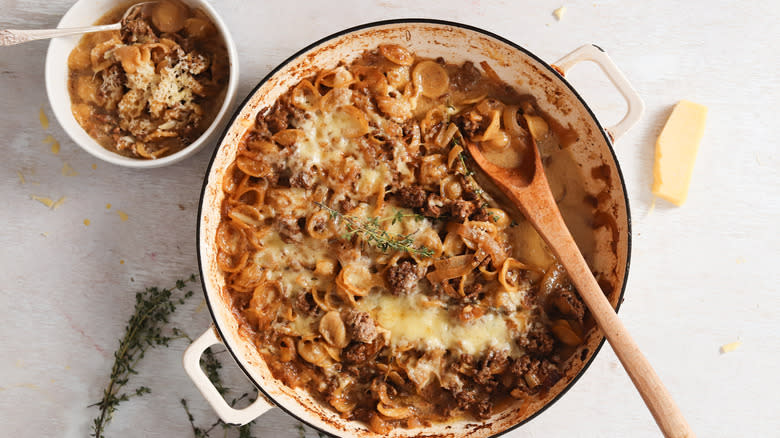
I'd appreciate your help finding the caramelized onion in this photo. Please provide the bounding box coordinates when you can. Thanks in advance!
[420,107,445,137]
[551,319,583,346]
[523,114,549,140]
[377,402,413,419]
[426,252,487,283]
[539,262,567,298]
[498,257,536,293]
[502,105,528,137]
[454,222,506,268]
[435,123,459,148]
[475,110,509,150]
[479,60,501,83]
[447,144,464,170]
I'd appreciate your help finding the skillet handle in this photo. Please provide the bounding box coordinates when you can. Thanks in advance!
[183,325,274,425]
[552,44,644,143]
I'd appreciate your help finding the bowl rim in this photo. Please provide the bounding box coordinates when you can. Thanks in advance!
[196,18,633,437]
[44,0,240,169]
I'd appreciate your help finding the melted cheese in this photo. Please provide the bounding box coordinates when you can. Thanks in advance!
[652,100,708,206]
[294,112,356,168]
[357,293,517,356]
[293,107,403,193]
[257,231,327,266]
[253,231,330,293]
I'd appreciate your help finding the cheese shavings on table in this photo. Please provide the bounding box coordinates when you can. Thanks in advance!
[720,341,741,354]
[652,100,708,205]
[553,6,567,21]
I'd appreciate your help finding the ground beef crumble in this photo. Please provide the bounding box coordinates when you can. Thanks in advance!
[345,311,378,343]
[395,185,427,209]
[385,260,421,295]
[519,325,556,357]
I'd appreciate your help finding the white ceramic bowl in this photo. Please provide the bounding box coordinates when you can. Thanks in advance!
[45,0,239,168]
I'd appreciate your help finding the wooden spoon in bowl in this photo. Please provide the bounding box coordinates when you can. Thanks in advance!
[466,138,694,438]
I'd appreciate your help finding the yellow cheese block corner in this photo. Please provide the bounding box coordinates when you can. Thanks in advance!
[652,100,708,206]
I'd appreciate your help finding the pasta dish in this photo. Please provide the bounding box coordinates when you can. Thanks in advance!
[216,45,591,432]
[67,0,229,159]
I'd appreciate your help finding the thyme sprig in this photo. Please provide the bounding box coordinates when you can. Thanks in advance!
[315,202,434,258]
[90,275,197,438]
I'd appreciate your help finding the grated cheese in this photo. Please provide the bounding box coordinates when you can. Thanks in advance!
[39,107,49,130]
[61,162,79,177]
[31,195,54,208]
[51,197,66,210]
[43,135,60,155]
[553,6,567,21]
[720,341,741,354]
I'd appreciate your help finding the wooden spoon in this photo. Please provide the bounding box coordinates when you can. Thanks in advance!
[466,139,694,438]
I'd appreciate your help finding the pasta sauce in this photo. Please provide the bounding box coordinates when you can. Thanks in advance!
[217,45,596,432]
[67,0,229,159]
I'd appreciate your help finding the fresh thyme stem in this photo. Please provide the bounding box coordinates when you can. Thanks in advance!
[314,202,434,258]
[90,275,197,438]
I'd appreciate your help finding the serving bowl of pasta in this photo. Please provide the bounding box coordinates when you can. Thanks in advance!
[45,0,239,167]
[185,19,643,437]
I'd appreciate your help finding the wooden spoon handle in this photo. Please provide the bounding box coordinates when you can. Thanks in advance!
[520,183,695,438]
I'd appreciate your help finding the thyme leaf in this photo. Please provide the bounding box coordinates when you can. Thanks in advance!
[315,202,434,258]
[90,274,197,438]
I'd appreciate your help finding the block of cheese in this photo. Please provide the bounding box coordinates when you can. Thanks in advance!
[652,100,708,206]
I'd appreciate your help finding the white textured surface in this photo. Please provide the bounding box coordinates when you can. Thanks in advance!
[0,1,778,437]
